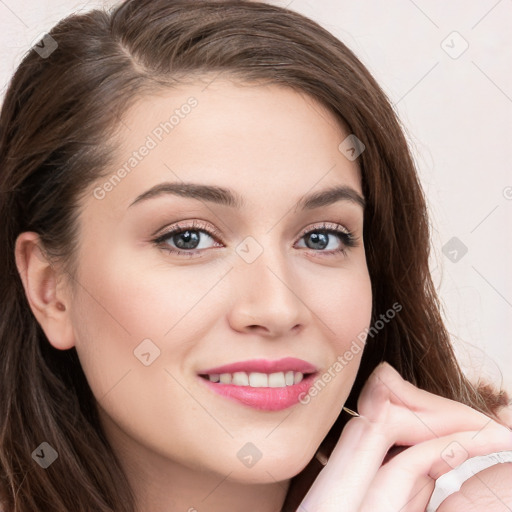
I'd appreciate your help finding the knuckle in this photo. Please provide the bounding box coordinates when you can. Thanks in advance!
[358,372,392,419]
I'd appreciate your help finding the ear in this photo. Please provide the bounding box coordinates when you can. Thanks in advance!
[14,232,75,350]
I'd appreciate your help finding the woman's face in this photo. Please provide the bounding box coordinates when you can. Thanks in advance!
[67,79,372,483]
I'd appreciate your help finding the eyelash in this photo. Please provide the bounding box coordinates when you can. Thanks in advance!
[152,219,359,259]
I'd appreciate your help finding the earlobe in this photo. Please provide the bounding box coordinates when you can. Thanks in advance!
[14,232,75,350]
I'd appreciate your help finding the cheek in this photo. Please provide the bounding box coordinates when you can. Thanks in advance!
[306,262,373,350]
[325,275,372,338]
[68,253,229,462]
[304,265,373,403]
[69,246,236,400]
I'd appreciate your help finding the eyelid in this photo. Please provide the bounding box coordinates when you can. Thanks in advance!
[152,219,358,256]
[297,221,351,239]
[153,220,352,241]
[152,219,223,243]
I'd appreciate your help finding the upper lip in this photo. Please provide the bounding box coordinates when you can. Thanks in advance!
[197,357,318,375]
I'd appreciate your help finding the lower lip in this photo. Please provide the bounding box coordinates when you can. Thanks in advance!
[197,373,318,411]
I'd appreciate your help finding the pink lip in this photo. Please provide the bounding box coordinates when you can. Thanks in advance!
[198,372,318,411]
[197,357,318,375]
[196,358,319,411]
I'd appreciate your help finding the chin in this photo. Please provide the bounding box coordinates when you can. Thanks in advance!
[225,449,316,484]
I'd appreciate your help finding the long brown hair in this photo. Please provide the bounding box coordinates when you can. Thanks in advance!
[0,1,508,510]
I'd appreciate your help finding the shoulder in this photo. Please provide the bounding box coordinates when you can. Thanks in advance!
[437,461,512,512]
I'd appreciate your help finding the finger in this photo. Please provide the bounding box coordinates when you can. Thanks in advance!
[381,424,512,483]
[299,362,509,512]
[299,414,391,511]
[361,425,512,512]
[358,362,505,444]
[361,474,435,512]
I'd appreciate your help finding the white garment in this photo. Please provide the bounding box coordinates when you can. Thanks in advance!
[426,450,512,511]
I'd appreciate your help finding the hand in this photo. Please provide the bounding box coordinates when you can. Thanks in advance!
[298,361,512,512]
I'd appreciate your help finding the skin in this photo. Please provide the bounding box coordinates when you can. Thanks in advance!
[15,79,511,511]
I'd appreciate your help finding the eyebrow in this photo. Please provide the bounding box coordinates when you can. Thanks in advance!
[128,181,365,210]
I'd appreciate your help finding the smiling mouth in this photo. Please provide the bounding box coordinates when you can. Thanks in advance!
[196,371,319,411]
[198,371,316,388]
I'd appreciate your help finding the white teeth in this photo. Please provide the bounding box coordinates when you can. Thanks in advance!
[249,372,268,387]
[219,373,231,384]
[269,372,285,387]
[232,372,249,386]
[285,370,294,386]
[206,371,305,387]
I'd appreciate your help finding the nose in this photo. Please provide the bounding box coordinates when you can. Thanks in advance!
[226,243,312,338]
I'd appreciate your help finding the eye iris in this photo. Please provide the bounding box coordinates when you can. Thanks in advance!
[174,230,200,249]
[306,231,329,250]
[162,227,345,253]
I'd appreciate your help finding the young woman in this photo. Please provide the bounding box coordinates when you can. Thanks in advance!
[0,1,510,511]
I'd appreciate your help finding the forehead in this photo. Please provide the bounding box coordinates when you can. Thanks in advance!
[86,79,362,215]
